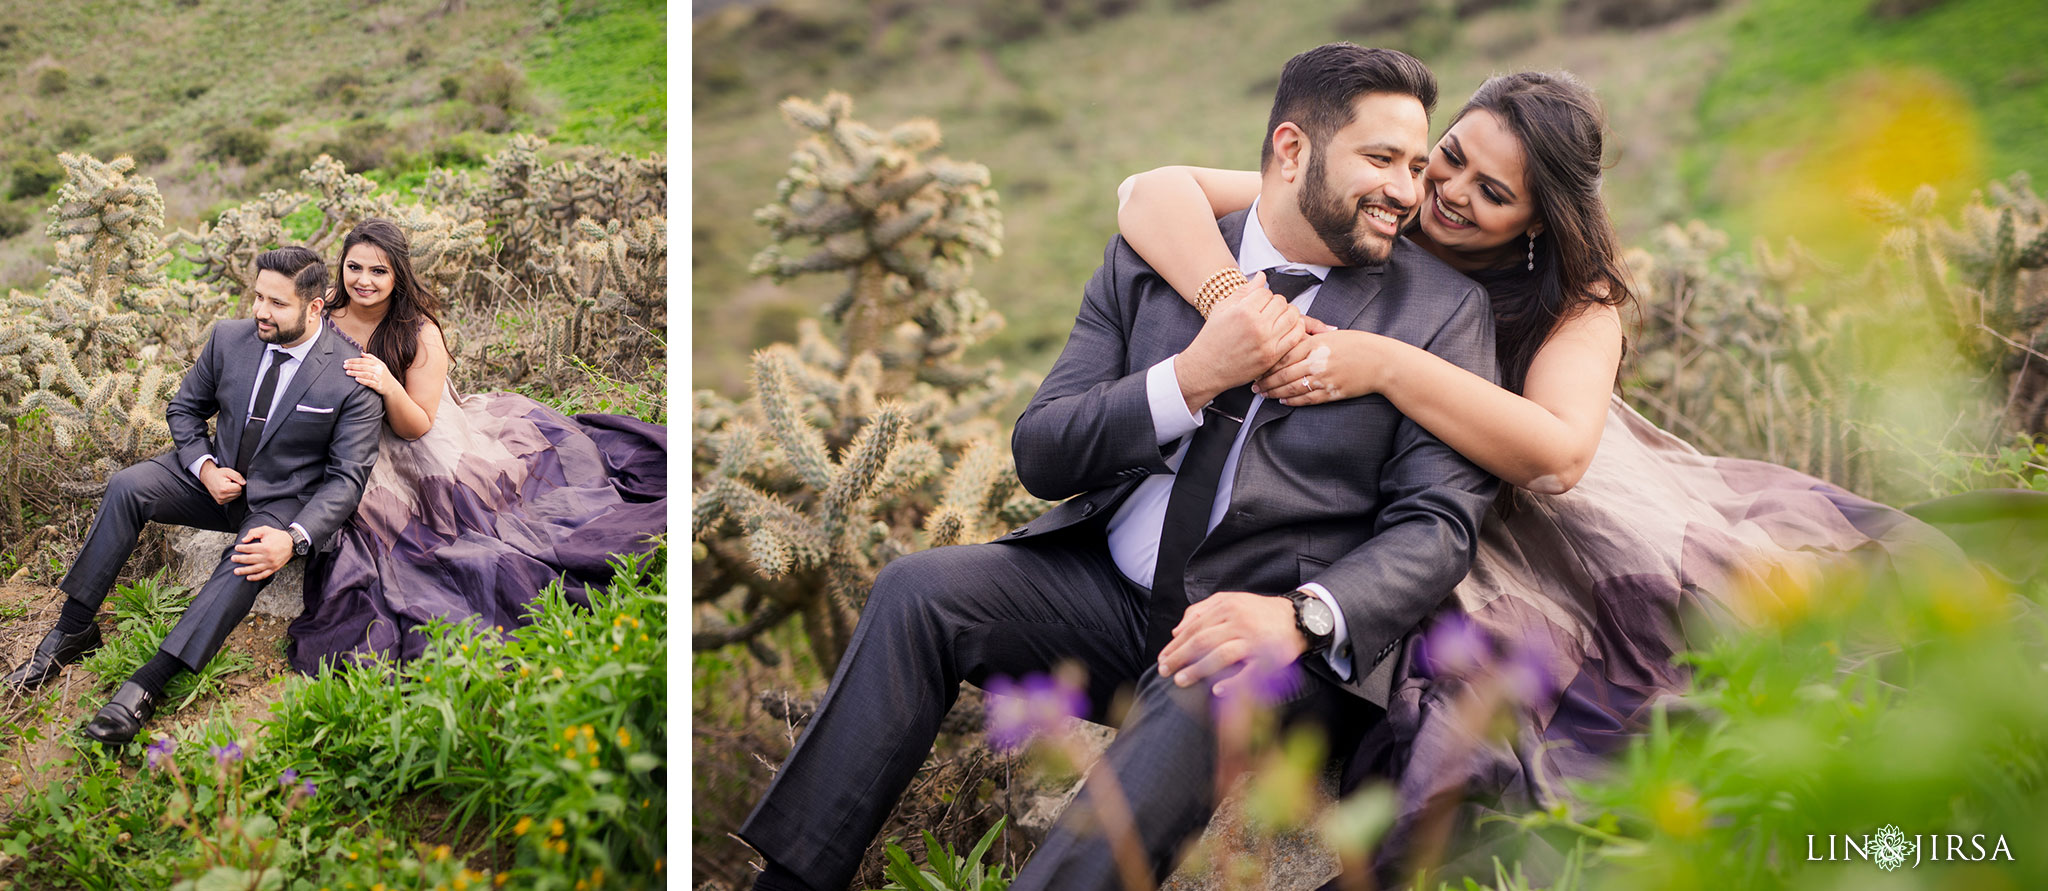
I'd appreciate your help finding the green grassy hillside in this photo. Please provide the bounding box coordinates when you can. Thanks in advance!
[691,0,2046,394]
[0,0,664,288]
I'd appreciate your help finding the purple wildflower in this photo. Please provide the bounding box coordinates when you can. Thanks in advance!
[144,737,176,771]
[209,742,244,767]
[1211,646,1303,707]
[984,672,1088,752]
[299,779,317,798]
[278,768,299,788]
[1417,613,1490,678]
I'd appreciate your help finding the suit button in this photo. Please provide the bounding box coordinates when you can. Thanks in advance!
[1080,503,1097,518]
[1010,526,1029,537]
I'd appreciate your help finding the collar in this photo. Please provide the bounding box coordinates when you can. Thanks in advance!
[270,316,322,362]
[1240,197,1332,282]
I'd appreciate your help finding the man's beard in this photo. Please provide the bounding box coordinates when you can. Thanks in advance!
[1298,146,1401,266]
[258,309,308,344]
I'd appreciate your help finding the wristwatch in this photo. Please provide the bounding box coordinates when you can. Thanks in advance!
[287,525,311,557]
[1284,588,1336,653]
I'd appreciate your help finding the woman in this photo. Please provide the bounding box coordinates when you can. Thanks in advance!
[1118,72,1962,882]
[285,219,666,673]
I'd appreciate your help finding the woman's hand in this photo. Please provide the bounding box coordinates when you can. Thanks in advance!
[1252,328,1393,405]
[343,355,394,396]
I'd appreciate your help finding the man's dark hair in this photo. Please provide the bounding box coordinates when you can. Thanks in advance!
[1261,43,1437,171]
[254,246,328,303]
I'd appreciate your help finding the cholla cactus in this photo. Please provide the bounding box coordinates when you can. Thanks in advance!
[694,96,1044,670]
[5,141,663,506]
[750,92,1005,389]
[0,155,192,478]
[1629,221,1875,494]
[1631,174,2048,503]
[1866,174,2048,433]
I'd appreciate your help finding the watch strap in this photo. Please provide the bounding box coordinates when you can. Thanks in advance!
[1284,588,1335,651]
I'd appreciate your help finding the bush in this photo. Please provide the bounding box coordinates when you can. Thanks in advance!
[0,201,29,238]
[5,153,61,199]
[425,131,488,168]
[438,74,461,100]
[312,118,396,173]
[33,64,68,96]
[204,126,270,165]
[0,548,668,889]
[56,119,93,147]
[459,59,531,133]
[131,141,169,165]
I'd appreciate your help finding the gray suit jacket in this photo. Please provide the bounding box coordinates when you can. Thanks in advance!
[1007,210,1500,704]
[166,319,385,551]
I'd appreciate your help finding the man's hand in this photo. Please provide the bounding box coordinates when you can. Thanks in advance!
[1178,273,1309,414]
[231,526,294,581]
[198,461,246,505]
[1156,591,1308,698]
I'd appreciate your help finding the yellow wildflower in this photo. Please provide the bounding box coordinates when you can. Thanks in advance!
[581,724,595,738]
[550,819,564,837]
[495,875,509,888]
[433,844,452,860]
[592,867,605,884]
[552,667,565,681]
[347,851,359,861]
[564,727,577,740]
[564,628,574,639]
[514,816,533,836]
[616,727,631,748]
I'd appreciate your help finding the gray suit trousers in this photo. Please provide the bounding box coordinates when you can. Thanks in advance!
[57,454,287,671]
[739,531,1371,890]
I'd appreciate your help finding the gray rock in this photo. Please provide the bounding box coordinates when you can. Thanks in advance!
[168,528,305,620]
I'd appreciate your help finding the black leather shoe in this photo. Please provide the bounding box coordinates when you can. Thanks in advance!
[2,624,103,692]
[82,682,156,745]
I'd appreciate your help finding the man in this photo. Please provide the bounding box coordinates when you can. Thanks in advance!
[742,43,1499,889]
[3,246,385,744]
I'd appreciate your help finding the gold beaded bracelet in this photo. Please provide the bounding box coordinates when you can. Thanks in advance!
[1193,267,1249,319]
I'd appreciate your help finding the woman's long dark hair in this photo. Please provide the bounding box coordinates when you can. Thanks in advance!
[326,219,444,391]
[1452,72,1635,394]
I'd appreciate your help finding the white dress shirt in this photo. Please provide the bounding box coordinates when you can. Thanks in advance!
[1104,198,1354,678]
[188,318,324,544]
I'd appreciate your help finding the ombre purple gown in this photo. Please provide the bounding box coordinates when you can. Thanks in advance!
[285,347,665,673]
[1338,394,1968,883]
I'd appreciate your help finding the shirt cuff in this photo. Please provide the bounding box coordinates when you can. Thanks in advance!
[1146,355,1203,447]
[1298,582,1353,680]
[188,455,217,480]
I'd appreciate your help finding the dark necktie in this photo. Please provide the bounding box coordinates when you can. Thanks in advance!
[236,348,287,474]
[1145,268,1323,656]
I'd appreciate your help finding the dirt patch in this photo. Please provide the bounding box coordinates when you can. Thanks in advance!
[0,581,301,818]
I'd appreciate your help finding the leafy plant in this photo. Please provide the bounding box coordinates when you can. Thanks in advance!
[869,817,1013,891]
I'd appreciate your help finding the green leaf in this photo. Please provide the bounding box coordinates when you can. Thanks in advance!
[625,752,661,772]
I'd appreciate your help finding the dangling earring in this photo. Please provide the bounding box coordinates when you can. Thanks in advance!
[1526,232,1536,271]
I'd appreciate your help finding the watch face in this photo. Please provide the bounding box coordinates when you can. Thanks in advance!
[1300,596,1335,636]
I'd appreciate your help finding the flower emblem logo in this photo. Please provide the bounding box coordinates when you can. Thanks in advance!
[1869,824,1914,871]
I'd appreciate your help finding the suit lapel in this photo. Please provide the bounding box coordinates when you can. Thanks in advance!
[252,327,337,459]
[1246,262,1384,433]
[221,325,260,457]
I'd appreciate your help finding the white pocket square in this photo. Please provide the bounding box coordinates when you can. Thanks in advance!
[293,404,337,414]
